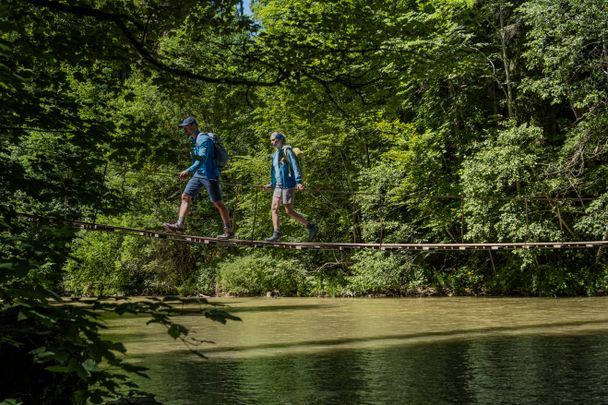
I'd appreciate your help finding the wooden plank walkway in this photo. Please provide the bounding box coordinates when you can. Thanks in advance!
[22,214,608,252]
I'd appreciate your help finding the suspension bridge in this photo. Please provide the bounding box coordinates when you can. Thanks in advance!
[16,161,605,252]
[19,213,608,252]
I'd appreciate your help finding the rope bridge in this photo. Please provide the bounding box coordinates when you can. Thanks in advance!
[19,213,608,252]
[28,160,605,251]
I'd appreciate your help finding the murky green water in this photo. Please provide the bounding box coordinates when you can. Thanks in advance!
[105,297,608,404]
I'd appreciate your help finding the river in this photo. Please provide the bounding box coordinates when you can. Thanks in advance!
[104,297,608,404]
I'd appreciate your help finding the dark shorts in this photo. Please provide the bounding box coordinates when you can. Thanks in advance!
[184,175,222,203]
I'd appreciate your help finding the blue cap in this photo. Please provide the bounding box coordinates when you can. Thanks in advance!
[178,116,197,128]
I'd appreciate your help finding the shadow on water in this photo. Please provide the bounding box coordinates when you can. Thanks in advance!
[199,318,608,354]
[132,332,608,405]
[104,303,331,319]
[220,303,332,313]
[112,317,608,353]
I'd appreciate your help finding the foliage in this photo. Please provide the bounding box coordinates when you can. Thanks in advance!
[217,251,308,296]
[347,251,422,295]
[4,0,608,399]
[1,1,242,403]
[461,123,555,242]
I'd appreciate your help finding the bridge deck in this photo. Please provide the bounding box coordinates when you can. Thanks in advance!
[19,213,608,251]
[70,219,607,251]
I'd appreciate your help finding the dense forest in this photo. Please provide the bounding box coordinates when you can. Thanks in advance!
[2,0,608,402]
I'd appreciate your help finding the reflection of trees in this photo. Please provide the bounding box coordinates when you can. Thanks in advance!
[130,333,608,403]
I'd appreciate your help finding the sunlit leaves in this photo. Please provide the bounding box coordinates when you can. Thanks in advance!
[460,123,565,242]
[520,0,608,110]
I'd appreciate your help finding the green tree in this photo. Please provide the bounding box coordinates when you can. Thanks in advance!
[1,1,246,402]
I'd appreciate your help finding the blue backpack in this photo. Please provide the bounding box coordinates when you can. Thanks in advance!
[207,133,229,169]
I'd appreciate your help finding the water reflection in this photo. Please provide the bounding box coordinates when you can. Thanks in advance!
[105,298,608,404]
[124,334,608,404]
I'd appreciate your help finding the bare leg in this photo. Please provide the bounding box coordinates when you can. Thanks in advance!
[178,193,192,218]
[284,204,309,227]
[270,196,281,231]
[213,200,231,228]
[163,193,192,232]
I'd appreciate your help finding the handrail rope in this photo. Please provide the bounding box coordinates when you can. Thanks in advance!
[379,189,385,246]
[117,172,601,203]
[99,161,600,202]
[524,197,530,242]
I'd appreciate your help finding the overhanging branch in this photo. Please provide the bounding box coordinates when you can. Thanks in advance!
[27,0,287,87]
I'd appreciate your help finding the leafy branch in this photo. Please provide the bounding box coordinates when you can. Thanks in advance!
[26,0,288,87]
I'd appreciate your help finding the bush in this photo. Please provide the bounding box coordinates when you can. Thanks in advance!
[217,252,308,296]
[64,231,128,295]
[347,251,423,295]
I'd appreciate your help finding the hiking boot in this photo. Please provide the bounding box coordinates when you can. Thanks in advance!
[307,223,318,241]
[265,231,281,242]
[217,228,235,240]
[163,222,184,234]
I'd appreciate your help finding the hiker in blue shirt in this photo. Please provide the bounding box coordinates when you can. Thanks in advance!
[262,131,318,242]
[163,116,234,239]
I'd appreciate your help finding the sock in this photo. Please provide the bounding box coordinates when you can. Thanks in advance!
[177,216,185,227]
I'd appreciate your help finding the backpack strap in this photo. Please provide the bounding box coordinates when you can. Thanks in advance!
[282,145,295,178]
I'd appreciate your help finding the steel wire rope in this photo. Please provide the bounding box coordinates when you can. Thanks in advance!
[232,183,241,237]
[524,196,530,242]
[96,160,601,203]
[250,187,259,241]
[32,147,604,207]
